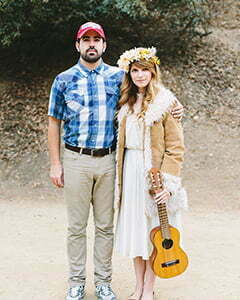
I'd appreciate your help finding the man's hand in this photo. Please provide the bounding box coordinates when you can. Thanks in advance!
[50,164,64,188]
[170,99,184,121]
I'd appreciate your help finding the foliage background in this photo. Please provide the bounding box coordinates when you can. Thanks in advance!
[0,0,212,72]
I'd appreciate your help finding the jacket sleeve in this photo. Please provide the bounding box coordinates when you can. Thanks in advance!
[161,113,188,212]
[161,112,184,177]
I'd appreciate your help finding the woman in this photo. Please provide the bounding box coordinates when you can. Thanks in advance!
[115,47,187,300]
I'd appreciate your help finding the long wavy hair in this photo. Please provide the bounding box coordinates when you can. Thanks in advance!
[118,60,162,118]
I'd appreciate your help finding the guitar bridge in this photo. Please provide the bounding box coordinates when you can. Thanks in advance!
[162,259,180,268]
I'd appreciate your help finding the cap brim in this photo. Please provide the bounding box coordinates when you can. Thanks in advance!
[77,28,105,40]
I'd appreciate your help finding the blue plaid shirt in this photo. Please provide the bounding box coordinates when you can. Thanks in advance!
[48,61,124,148]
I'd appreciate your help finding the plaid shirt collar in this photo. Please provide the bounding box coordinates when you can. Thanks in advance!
[76,60,105,77]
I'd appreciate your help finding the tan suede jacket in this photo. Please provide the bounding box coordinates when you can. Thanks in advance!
[115,85,187,216]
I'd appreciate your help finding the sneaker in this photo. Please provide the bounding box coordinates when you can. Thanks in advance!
[66,285,85,300]
[95,284,116,300]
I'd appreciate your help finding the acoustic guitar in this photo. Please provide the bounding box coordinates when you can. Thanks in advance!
[149,168,188,278]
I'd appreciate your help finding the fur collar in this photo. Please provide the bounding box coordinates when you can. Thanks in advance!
[117,85,177,125]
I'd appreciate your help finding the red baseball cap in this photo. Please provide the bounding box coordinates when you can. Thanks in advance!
[76,22,106,40]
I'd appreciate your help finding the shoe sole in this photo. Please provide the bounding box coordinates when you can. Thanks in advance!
[66,291,86,300]
[95,295,116,300]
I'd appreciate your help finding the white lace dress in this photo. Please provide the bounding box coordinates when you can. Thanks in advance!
[115,113,182,260]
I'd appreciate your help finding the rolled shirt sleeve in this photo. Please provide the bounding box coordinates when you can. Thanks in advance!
[48,76,66,120]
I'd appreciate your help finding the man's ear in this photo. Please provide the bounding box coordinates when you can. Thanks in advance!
[103,41,107,53]
[75,41,80,52]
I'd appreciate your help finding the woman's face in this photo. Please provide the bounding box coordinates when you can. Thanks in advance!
[130,64,152,92]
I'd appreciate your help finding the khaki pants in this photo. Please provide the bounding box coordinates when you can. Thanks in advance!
[63,148,115,286]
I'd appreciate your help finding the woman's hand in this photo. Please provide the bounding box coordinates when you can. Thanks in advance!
[154,189,171,204]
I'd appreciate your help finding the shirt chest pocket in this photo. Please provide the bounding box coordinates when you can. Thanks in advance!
[105,86,120,109]
[65,91,86,120]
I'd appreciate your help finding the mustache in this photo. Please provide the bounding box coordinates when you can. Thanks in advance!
[87,47,97,52]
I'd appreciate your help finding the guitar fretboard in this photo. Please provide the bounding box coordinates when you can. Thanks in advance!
[157,202,170,239]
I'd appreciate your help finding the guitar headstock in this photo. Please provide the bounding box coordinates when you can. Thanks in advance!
[149,168,163,195]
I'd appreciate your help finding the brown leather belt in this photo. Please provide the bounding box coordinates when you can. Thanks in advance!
[65,143,116,157]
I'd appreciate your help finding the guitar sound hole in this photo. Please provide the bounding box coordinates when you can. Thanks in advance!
[162,239,173,249]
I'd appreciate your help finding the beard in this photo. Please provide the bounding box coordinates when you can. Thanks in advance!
[80,49,103,63]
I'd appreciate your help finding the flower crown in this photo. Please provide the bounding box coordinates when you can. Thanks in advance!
[117,47,160,72]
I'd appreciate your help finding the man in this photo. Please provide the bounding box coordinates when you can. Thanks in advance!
[48,22,183,300]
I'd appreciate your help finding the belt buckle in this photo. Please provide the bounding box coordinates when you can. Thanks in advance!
[91,149,95,156]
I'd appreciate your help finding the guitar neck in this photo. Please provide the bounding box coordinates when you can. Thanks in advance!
[149,168,171,239]
[157,202,170,239]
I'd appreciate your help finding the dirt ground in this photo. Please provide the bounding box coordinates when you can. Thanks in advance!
[1,118,240,300]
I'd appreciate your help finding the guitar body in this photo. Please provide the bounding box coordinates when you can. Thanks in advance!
[150,225,188,278]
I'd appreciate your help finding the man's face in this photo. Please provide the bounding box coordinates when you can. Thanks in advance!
[76,30,106,63]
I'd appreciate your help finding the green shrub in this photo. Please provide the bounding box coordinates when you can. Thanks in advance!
[0,0,212,67]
